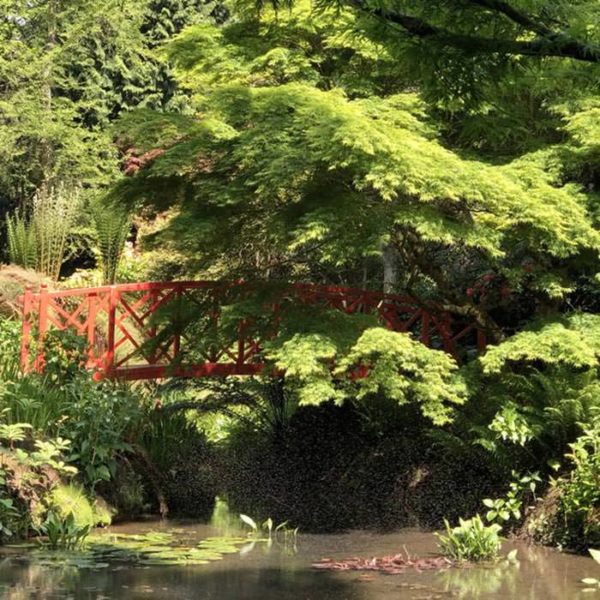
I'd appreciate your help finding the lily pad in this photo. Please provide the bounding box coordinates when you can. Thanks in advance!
[4,529,254,570]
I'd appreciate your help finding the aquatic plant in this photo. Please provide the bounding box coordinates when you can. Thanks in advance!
[436,515,502,562]
[240,514,298,540]
[40,511,91,550]
[79,530,251,567]
[5,529,258,571]
[483,471,541,525]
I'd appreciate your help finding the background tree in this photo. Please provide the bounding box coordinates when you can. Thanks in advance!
[0,0,220,262]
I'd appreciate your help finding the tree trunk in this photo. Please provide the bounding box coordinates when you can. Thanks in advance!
[381,243,399,294]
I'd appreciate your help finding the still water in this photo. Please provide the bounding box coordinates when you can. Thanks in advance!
[0,520,597,599]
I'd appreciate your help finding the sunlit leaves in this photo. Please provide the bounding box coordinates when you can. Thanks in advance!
[116,81,599,278]
[479,313,600,374]
[266,325,465,424]
[336,328,466,425]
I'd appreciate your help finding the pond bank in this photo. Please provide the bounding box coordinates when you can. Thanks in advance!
[0,520,597,599]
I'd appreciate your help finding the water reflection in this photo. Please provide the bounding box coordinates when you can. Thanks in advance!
[0,562,364,600]
[436,560,520,598]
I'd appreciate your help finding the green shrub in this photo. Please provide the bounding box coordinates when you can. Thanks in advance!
[483,471,541,526]
[0,496,21,542]
[6,210,37,271]
[0,424,78,541]
[436,515,502,562]
[90,198,132,284]
[0,319,21,383]
[526,416,600,550]
[58,379,142,489]
[559,417,600,547]
[141,409,216,518]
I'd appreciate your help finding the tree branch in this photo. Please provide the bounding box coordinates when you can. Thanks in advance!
[466,0,552,36]
[347,0,600,63]
[396,230,505,343]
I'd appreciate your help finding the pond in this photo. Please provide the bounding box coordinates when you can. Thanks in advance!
[0,519,596,599]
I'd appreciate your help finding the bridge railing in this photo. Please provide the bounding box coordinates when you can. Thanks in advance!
[19,281,486,380]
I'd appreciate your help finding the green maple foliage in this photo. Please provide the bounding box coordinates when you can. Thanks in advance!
[109,0,599,419]
[113,1,598,327]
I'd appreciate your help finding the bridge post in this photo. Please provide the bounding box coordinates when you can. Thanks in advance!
[149,288,159,364]
[87,292,98,369]
[477,329,487,353]
[33,284,49,373]
[420,311,431,346]
[173,284,182,359]
[106,285,118,377]
[19,286,33,373]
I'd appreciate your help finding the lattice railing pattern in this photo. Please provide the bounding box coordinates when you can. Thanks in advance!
[19,281,486,380]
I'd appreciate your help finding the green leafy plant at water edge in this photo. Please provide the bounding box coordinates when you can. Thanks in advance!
[0,406,81,541]
[483,471,541,525]
[554,415,600,548]
[240,513,299,540]
[436,515,502,562]
[0,496,21,541]
[48,484,98,529]
[57,378,141,489]
[39,511,91,550]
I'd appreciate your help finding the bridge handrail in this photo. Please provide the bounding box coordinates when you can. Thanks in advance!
[18,280,486,380]
[20,280,421,303]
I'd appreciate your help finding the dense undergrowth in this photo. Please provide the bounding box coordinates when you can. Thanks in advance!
[0,298,599,552]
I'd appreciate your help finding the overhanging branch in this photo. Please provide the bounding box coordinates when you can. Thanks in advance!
[346,0,600,63]
[467,0,552,36]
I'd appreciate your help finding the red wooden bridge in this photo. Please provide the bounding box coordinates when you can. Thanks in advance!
[19,281,486,381]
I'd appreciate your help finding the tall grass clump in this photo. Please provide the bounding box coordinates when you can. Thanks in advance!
[90,198,131,284]
[6,185,80,281]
